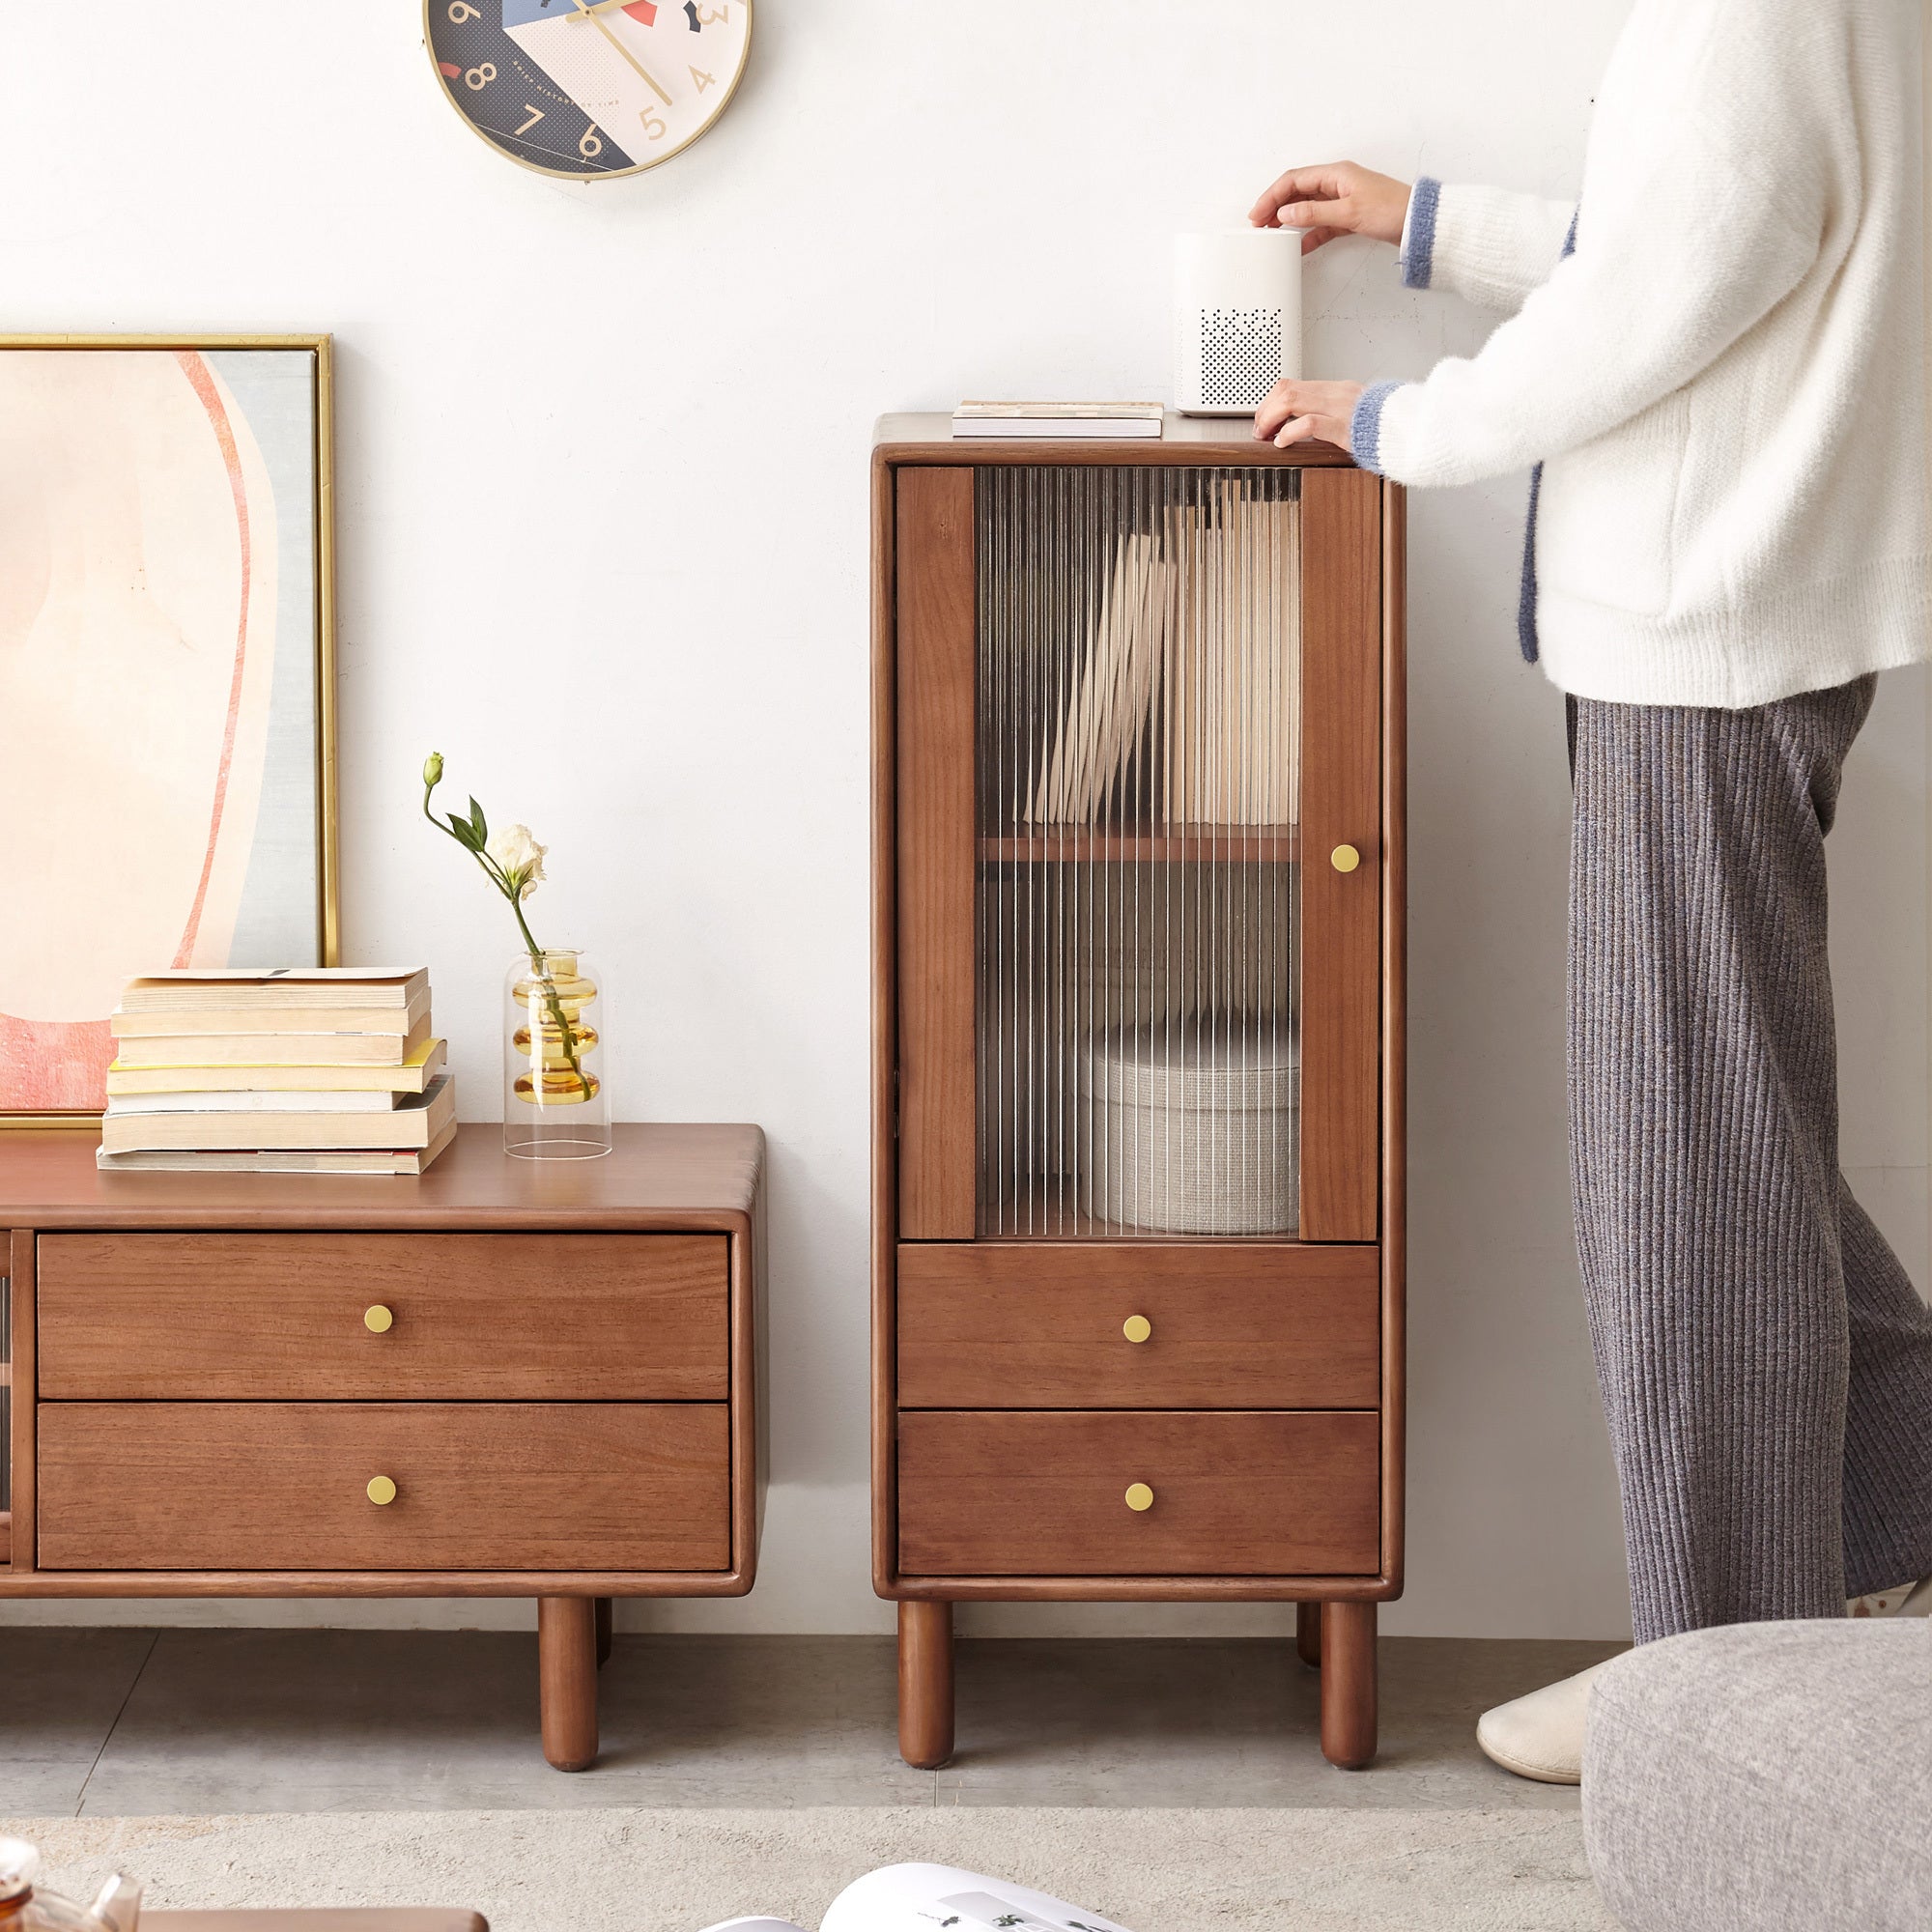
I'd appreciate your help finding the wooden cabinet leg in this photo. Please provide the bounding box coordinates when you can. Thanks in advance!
[595,1596,613,1668]
[897,1599,954,1769]
[539,1596,599,1772]
[1295,1602,1323,1669]
[1319,1601,1378,1770]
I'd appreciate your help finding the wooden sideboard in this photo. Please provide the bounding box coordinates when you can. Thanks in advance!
[0,1122,764,1771]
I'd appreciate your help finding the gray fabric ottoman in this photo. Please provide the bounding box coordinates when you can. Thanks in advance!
[1583,1619,1931,1931]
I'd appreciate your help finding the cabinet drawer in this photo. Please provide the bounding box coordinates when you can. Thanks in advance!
[897,1409,1378,1577]
[897,1244,1379,1408]
[38,1402,730,1573]
[37,1233,727,1401]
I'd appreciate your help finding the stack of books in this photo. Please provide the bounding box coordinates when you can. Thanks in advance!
[1028,477,1301,828]
[952,400,1165,440]
[98,968,455,1175]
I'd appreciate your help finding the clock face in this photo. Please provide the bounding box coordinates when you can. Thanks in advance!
[426,0,751,180]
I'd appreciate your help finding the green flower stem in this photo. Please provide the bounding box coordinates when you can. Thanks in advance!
[505,896,592,1106]
[423,776,591,1104]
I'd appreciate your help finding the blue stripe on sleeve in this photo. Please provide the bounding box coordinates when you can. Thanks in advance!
[1398,177,1441,290]
[1350,382,1405,473]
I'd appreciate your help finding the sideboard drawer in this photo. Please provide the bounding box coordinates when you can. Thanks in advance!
[38,1401,731,1573]
[37,1233,728,1400]
[897,1243,1380,1409]
[897,1409,1379,1577]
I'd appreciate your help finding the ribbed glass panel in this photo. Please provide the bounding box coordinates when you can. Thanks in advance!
[977,465,1302,1239]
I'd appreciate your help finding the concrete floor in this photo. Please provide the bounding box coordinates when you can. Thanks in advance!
[0,1631,1621,1817]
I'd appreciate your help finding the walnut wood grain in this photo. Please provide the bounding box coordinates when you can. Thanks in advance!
[539,1594,599,1771]
[1298,469,1382,1241]
[896,1242,1378,1409]
[147,1916,487,1931]
[895,466,979,1239]
[10,1228,33,1575]
[884,1574,1398,1602]
[38,1402,730,1574]
[1380,478,1409,1587]
[1296,1600,1322,1668]
[0,1122,762,1230]
[871,446,903,1595]
[1320,1600,1378,1768]
[874,416,1354,467]
[897,1410,1378,1577]
[37,1232,727,1402]
[896,1598,954,1768]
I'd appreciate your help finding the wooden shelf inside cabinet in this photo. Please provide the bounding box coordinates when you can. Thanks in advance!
[980,828,1298,864]
[874,427,1406,1776]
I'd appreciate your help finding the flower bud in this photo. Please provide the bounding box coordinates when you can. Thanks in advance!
[422,753,444,789]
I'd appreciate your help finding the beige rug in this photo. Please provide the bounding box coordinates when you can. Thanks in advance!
[8,1808,1614,1932]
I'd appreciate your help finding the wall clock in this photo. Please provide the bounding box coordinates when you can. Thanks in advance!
[426,0,751,180]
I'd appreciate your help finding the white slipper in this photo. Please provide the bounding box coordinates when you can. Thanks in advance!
[1848,1576,1932,1617]
[1475,1658,1617,1785]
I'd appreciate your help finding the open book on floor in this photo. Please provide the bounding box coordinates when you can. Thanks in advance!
[702,1865,1132,1932]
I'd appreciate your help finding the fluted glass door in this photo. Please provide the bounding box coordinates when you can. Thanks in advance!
[976,466,1303,1239]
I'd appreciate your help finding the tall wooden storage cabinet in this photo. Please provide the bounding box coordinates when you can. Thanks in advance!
[871,417,1406,1770]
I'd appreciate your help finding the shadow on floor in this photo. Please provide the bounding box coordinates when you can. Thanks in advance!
[0,1629,1622,1817]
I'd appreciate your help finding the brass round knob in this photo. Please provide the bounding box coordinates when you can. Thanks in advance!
[364,1305,394,1333]
[1124,1482,1154,1513]
[366,1475,398,1506]
[1122,1315,1152,1345]
[1330,843,1363,874]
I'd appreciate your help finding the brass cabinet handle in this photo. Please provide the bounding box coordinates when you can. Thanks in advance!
[1123,1482,1154,1513]
[1122,1315,1152,1345]
[366,1475,398,1506]
[1330,843,1363,874]
[364,1304,394,1333]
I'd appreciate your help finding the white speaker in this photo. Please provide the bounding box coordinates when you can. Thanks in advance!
[1174,229,1303,416]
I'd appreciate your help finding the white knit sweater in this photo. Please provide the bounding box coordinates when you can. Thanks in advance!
[1351,0,1930,708]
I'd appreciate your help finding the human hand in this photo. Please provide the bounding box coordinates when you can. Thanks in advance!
[1253,379,1366,450]
[1248,161,1411,255]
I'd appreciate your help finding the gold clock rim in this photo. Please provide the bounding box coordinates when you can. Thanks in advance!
[421,0,753,183]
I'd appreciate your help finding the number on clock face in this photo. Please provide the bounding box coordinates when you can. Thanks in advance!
[426,0,752,180]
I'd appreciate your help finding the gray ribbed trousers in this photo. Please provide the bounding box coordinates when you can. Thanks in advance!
[1569,675,1932,1644]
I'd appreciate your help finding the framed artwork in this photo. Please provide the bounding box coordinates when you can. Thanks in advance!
[0,334,339,1126]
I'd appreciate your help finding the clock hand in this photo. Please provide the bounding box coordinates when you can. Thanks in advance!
[565,0,673,107]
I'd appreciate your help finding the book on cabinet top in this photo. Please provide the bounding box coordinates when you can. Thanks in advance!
[118,968,429,1012]
[106,1089,402,1117]
[110,991,431,1039]
[954,401,1164,420]
[104,1037,447,1097]
[99,1076,455,1155]
[96,1117,459,1177]
[952,401,1165,441]
[109,1014,435,1069]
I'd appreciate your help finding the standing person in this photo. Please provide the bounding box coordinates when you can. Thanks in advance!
[1249,0,1932,1784]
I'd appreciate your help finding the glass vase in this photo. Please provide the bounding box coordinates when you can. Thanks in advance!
[502,948,611,1159]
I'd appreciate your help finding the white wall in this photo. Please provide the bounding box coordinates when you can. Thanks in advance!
[3,0,1924,1641]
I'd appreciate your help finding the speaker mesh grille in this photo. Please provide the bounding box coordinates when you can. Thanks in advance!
[1199,307,1283,409]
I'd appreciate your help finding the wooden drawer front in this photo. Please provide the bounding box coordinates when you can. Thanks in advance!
[36,1233,727,1401]
[897,1410,1379,1577]
[37,1402,730,1573]
[898,1243,1379,1409]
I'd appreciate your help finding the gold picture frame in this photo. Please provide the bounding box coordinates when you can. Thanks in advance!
[0,333,339,1128]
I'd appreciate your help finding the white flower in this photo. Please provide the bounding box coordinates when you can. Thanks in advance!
[487,823,547,899]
